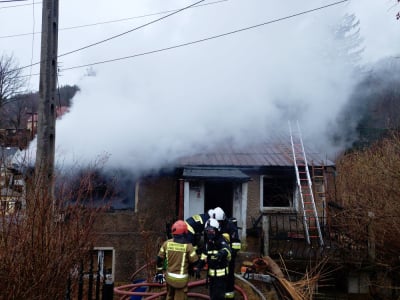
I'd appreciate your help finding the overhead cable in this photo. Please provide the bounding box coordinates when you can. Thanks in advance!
[57,0,206,58]
[0,1,40,9]
[12,0,206,72]
[0,0,28,3]
[15,0,349,77]
[0,0,227,39]
[61,0,350,72]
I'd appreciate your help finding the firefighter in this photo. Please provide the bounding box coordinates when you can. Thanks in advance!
[185,209,214,253]
[211,207,241,299]
[156,220,199,300]
[194,218,231,300]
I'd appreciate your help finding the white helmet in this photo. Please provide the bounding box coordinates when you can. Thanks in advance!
[205,218,220,231]
[207,209,214,218]
[212,207,226,221]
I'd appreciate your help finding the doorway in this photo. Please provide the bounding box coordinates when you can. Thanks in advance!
[204,181,233,217]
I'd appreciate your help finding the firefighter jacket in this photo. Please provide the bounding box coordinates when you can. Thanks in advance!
[185,213,210,235]
[157,236,199,286]
[220,218,241,254]
[198,235,232,277]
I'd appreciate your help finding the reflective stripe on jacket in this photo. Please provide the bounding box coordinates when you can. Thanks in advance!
[157,238,198,276]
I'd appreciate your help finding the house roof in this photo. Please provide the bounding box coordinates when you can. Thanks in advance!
[177,135,334,168]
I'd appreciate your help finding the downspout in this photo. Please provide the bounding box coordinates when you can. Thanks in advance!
[178,179,184,219]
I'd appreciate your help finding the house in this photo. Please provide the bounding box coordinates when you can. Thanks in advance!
[92,132,340,284]
[26,106,70,139]
[175,135,336,258]
[7,132,377,296]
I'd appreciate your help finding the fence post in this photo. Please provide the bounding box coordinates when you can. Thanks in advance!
[78,261,84,300]
[95,254,101,300]
[102,270,114,300]
[88,252,94,300]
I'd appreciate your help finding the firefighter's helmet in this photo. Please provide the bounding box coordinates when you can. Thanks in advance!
[207,208,214,218]
[171,220,188,235]
[212,207,226,221]
[204,218,220,241]
[205,218,220,231]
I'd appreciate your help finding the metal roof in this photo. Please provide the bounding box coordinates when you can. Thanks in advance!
[177,135,334,168]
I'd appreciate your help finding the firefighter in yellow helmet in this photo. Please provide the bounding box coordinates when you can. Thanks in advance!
[156,220,199,300]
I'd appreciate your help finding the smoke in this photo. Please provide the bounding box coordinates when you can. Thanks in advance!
[331,57,400,149]
[22,0,399,175]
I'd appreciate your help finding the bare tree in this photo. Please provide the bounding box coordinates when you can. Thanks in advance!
[0,160,109,299]
[0,54,26,108]
[335,132,400,264]
[3,94,30,130]
[0,54,27,129]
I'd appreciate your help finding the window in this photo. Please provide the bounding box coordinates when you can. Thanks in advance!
[260,173,297,211]
[93,247,115,282]
[0,199,22,214]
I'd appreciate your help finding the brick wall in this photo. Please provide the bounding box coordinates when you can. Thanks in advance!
[93,175,178,282]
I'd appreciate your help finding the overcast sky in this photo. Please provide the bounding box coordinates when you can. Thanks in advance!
[1,0,399,173]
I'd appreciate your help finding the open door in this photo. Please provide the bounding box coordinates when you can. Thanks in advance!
[204,181,233,217]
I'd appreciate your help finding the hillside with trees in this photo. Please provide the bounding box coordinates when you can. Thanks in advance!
[0,54,79,148]
[332,57,400,150]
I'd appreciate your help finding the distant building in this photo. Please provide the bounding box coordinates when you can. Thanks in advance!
[0,146,25,214]
[26,106,70,139]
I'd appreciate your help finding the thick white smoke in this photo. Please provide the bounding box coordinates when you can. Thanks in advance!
[13,0,398,174]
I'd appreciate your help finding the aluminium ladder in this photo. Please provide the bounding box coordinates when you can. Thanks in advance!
[289,121,324,246]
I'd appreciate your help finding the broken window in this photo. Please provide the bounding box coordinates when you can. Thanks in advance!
[261,173,296,209]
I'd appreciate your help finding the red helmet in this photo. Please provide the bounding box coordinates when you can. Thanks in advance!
[171,220,188,235]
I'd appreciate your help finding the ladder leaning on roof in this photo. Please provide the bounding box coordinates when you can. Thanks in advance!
[289,121,324,247]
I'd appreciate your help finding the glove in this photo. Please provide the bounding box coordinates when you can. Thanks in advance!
[155,272,164,284]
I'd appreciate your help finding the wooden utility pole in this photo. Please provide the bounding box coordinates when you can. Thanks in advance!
[35,0,59,199]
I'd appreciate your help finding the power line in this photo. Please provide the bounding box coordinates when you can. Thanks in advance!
[0,0,228,39]
[0,0,28,2]
[61,0,349,72]
[0,0,39,9]
[15,0,349,77]
[13,0,207,72]
[58,0,206,58]
[26,0,36,91]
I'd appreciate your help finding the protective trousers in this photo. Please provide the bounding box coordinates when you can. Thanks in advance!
[208,276,227,300]
[225,257,236,298]
[166,283,188,300]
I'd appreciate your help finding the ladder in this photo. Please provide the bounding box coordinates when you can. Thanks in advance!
[289,121,324,246]
[312,164,327,226]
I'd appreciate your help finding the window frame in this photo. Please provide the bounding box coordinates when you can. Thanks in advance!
[259,174,299,213]
[93,247,115,282]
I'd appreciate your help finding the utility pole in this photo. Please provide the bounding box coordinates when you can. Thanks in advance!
[35,0,59,199]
